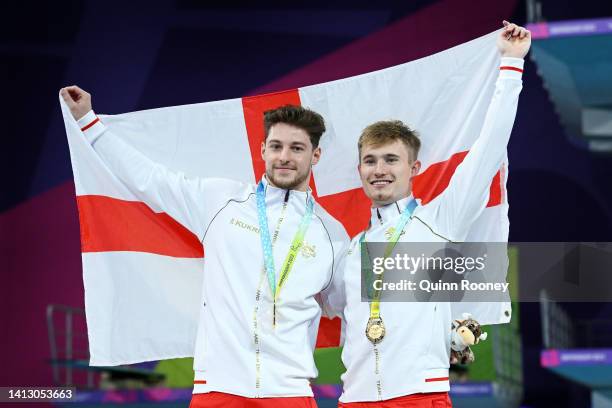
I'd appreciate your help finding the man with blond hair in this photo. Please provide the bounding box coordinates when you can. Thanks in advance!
[329,21,531,407]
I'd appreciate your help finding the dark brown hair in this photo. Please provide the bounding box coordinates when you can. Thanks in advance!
[358,120,421,161]
[263,105,326,148]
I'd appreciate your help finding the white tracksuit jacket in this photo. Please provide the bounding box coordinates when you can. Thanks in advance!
[327,57,524,403]
[78,112,349,398]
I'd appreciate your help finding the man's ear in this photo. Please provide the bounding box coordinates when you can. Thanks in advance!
[311,146,322,165]
[411,160,422,177]
[261,141,266,161]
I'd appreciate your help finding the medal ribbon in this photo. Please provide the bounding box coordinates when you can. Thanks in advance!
[361,198,418,319]
[256,181,314,303]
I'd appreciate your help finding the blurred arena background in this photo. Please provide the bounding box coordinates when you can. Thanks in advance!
[1,0,612,407]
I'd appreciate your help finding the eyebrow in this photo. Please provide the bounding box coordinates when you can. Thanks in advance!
[362,153,401,160]
[267,139,307,147]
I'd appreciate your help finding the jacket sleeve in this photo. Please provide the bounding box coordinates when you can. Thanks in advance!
[425,57,524,242]
[78,110,245,241]
[321,237,349,320]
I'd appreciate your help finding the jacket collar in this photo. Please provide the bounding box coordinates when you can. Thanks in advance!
[369,194,414,226]
[260,175,312,205]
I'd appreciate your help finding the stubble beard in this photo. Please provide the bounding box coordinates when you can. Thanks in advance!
[266,167,311,190]
[367,184,406,208]
[371,192,393,207]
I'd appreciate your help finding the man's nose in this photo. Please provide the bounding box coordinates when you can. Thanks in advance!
[374,160,387,175]
[279,147,291,162]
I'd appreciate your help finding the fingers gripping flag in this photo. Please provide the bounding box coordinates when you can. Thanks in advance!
[61,32,510,366]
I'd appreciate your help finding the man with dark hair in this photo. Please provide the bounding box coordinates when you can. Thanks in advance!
[262,105,326,190]
[264,105,326,148]
[60,91,348,407]
[332,21,531,407]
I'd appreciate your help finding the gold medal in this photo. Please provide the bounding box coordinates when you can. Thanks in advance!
[365,317,386,344]
[361,199,417,347]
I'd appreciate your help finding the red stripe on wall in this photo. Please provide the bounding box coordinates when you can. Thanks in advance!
[315,317,342,348]
[77,195,203,258]
[242,90,302,183]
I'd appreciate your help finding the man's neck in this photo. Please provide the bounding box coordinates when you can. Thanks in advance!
[372,192,411,208]
[265,175,309,192]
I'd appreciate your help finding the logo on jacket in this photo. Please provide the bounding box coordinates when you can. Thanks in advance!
[301,242,316,258]
[384,227,406,240]
[230,218,260,234]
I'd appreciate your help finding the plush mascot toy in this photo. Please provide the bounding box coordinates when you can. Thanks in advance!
[450,313,488,364]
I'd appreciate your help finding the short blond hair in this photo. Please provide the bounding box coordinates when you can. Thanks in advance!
[358,120,421,162]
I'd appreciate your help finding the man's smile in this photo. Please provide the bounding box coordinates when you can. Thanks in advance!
[370,179,393,188]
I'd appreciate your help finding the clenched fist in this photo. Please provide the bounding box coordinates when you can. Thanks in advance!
[497,20,531,59]
[60,85,92,121]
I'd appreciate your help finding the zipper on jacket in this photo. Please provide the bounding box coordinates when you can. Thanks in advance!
[376,208,383,225]
[373,345,383,400]
[253,274,264,396]
[252,201,288,396]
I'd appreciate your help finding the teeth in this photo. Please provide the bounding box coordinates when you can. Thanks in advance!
[372,181,391,185]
